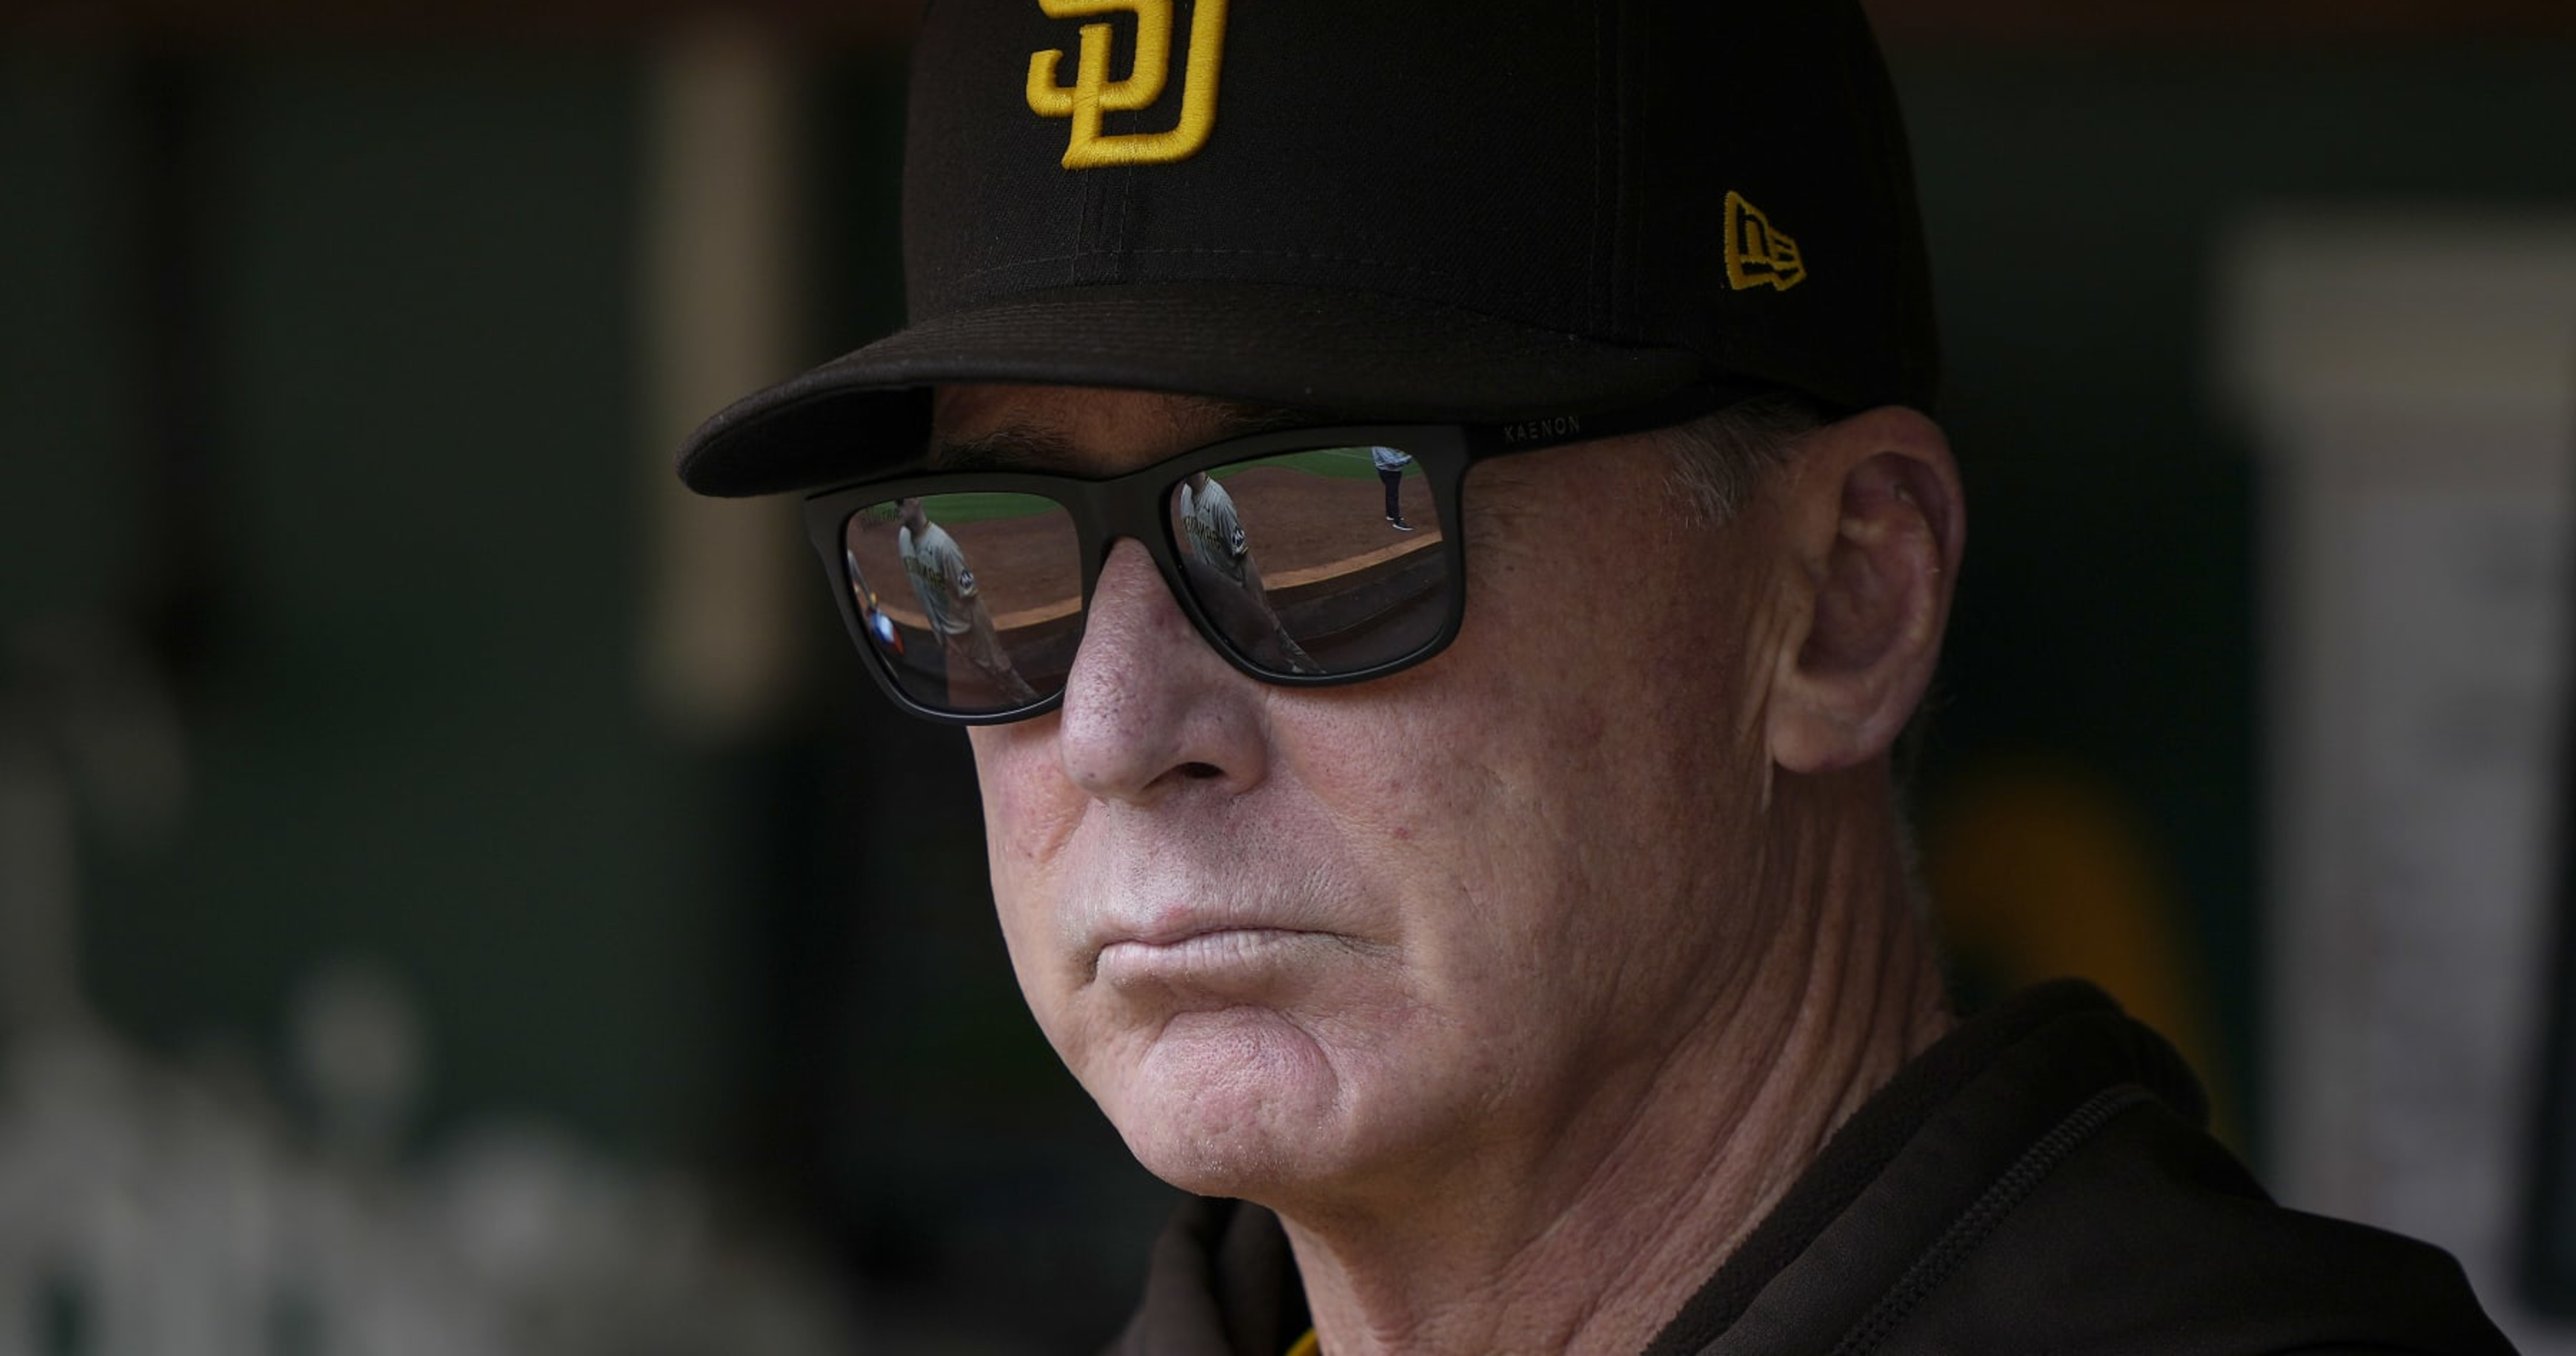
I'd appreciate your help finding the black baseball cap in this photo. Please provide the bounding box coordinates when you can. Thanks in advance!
[677,0,1937,498]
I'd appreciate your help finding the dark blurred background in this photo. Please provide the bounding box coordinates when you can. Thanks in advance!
[6,1,2576,1351]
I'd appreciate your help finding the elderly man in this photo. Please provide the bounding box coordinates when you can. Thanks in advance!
[678,2,2512,1353]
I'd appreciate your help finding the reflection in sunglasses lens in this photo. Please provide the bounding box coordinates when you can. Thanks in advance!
[1168,446,1448,675]
[843,492,1082,713]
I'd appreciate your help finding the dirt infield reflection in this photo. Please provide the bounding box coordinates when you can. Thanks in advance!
[839,454,1450,702]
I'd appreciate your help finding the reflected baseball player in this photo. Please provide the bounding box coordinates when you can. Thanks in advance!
[897,497,1041,705]
[1178,471,1321,674]
[1371,445,1416,530]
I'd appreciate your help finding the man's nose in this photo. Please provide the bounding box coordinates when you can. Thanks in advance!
[1054,540,1270,805]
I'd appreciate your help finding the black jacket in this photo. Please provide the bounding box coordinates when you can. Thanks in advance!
[1106,982,2516,1355]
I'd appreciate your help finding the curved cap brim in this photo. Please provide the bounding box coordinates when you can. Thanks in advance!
[675,281,1710,497]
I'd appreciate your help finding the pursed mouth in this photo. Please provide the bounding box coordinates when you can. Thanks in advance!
[1091,927,1325,986]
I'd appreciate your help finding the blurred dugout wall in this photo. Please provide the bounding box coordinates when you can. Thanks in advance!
[2219,214,2576,1352]
[0,40,870,1356]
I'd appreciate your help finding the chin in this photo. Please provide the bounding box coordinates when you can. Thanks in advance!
[1096,1004,1357,1197]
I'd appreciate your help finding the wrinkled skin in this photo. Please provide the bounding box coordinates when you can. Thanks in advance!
[945,382,1960,1355]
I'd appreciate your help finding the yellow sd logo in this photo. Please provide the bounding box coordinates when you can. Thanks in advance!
[1723,192,1806,291]
[1026,0,1230,169]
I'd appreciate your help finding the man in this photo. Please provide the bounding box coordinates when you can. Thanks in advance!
[897,494,1042,706]
[1176,468,1321,674]
[679,1,2513,1352]
[1369,447,1415,531]
[1175,470,1251,584]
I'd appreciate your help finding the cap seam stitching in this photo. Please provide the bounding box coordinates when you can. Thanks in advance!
[1589,0,1607,334]
[900,290,1687,338]
[1113,138,1136,279]
[1617,1,1638,334]
[950,246,1487,287]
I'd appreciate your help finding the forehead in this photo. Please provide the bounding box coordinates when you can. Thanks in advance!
[929,384,1317,477]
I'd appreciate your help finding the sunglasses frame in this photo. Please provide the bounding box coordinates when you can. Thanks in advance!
[802,382,1741,725]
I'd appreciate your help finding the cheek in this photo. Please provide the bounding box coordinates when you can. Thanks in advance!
[1272,676,1608,972]
[1359,523,1775,965]
[967,724,1090,995]
[970,721,1083,875]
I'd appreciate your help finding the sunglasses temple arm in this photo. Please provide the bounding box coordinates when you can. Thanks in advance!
[1460,382,1737,460]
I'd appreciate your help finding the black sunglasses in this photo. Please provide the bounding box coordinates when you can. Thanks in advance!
[803,384,1737,724]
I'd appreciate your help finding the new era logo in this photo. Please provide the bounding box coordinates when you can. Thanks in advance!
[1723,192,1806,292]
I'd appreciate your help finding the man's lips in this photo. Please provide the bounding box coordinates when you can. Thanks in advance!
[1091,926,1327,989]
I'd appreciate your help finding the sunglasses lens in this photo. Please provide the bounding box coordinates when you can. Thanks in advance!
[1166,445,1449,676]
[841,492,1082,715]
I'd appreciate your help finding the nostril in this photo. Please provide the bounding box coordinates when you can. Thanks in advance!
[1178,761,1223,780]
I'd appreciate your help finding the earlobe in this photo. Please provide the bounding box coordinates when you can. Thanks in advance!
[1766,407,1963,775]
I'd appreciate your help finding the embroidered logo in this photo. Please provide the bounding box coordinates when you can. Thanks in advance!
[1723,192,1806,291]
[1026,0,1229,169]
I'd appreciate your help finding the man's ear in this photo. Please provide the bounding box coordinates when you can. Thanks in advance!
[1765,406,1963,775]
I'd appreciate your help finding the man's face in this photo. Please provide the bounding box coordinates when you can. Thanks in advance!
[948,384,1813,1210]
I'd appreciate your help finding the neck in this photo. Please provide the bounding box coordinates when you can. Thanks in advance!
[1278,768,1950,1356]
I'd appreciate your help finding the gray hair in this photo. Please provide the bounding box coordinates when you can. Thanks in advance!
[1653,391,1828,522]
[1658,391,1940,826]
